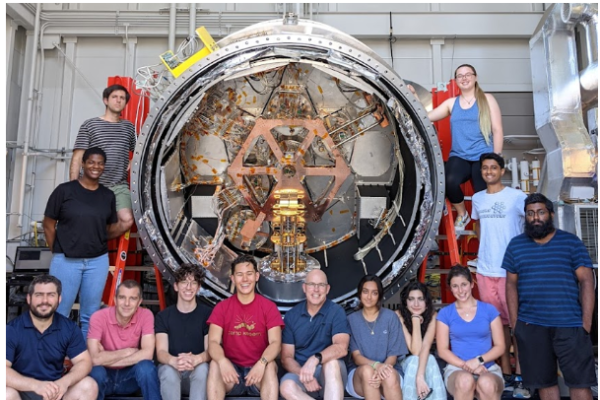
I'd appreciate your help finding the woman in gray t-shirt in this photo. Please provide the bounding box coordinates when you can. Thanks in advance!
[346,275,407,400]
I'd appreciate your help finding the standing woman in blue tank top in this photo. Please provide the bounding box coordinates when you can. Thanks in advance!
[412,64,504,233]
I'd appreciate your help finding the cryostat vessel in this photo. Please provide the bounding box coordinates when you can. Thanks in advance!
[131,15,444,309]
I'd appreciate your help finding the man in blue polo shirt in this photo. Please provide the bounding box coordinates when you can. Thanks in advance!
[503,193,596,400]
[7,275,97,400]
[280,269,351,400]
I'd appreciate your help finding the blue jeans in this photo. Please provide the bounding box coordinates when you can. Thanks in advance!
[90,361,161,400]
[49,252,109,340]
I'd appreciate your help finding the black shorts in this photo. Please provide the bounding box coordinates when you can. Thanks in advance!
[226,363,261,396]
[18,392,43,400]
[514,320,597,389]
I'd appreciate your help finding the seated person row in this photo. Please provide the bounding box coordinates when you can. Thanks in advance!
[10,262,500,400]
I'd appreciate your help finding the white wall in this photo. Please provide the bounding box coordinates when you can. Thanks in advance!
[5,3,547,240]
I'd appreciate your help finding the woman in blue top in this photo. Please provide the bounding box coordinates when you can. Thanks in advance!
[413,64,504,233]
[396,281,445,400]
[346,275,407,400]
[436,266,505,400]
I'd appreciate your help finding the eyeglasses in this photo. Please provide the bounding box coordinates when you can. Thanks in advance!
[179,280,199,288]
[526,209,548,218]
[456,73,475,80]
[305,282,328,289]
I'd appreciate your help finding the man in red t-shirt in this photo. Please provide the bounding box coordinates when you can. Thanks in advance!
[207,254,284,400]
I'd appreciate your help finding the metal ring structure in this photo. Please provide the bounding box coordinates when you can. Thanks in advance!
[131,17,444,311]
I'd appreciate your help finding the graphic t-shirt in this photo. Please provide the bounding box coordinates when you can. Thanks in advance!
[471,186,526,277]
[207,294,284,367]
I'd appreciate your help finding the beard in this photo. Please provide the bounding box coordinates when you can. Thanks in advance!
[525,215,555,240]
[29,303,57,319]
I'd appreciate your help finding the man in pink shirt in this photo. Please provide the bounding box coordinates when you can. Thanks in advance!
[207,254,284,400]
[87,280,160,399]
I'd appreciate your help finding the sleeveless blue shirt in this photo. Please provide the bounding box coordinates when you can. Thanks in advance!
[449,99,493,161]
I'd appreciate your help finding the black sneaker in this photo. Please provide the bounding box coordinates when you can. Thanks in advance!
[504,374,515,392]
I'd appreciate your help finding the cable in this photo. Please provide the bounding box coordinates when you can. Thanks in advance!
[389,12,396,69]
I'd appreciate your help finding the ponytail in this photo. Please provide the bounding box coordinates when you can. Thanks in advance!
[475,83,492,145]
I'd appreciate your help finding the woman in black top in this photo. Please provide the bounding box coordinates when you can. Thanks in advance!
[43,147,118,339]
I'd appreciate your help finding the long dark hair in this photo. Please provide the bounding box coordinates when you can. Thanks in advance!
[399,281,434,337]
[357,274,384,310]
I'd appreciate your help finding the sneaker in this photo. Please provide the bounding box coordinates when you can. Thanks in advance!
[467,258,478,272]
[513,376,531,399]
[454,213,471,238]
[504,374,515,392]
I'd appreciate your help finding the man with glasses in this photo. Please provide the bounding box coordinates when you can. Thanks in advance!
[280,269,351,400]
[503,193,596,400]
[207,254,284,400]
[155,263,213,400]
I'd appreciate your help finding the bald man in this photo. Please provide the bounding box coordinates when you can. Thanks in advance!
[279,270,351,400]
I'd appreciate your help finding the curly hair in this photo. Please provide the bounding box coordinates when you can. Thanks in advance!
[174,263,206,284]
[398,280,434,338]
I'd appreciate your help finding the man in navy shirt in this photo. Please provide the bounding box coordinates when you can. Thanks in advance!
[280,269,351,400]
[6,275,97,400]
[503,193,596,400]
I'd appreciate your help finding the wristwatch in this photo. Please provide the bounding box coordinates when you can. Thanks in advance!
[260,356,268,365]
[314,352,323,365]
[477,355,485,365]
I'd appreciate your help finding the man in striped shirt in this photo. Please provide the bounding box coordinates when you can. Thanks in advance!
[70,84,136,238]
[503,193,596,400]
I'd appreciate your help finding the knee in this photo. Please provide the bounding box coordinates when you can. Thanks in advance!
[357,365,373,381]
[76,377,99,397]
[476,374,502,396]
[121,211,134,228]
[264,361,278,377]
[158,364,181,384]
[322,358,341,375]
[382,371,400,389]
[133,360,158,380]
[280,379,300,398]
[453,371,476,393]
[6,387,21,400]
[190,362,209,380]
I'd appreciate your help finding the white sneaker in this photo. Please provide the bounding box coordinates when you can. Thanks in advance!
[467,258,478,272]
[454,213,471,238]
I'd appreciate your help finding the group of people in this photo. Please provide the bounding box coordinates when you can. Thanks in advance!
[8,66,596,400]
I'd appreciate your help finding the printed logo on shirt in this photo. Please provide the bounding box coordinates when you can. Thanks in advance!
[478,202,506,219]
[229,314,262,337]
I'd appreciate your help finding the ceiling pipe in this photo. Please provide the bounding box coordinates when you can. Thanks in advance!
[17,3,41,228]
[168,3,176,51]
[189,3,197,37]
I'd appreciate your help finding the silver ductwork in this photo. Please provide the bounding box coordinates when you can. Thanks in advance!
[530,3,598,201]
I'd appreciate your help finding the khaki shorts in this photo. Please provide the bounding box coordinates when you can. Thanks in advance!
[108,183,132,211]
[443,362,503,386]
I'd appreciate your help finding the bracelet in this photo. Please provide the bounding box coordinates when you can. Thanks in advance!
[371,361,380,370]
[411,315,424,323]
